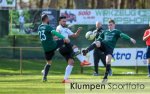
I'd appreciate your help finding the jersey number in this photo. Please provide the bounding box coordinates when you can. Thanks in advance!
[39,30,46,41]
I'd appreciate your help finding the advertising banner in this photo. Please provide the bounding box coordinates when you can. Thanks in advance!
[60,9,150,25]
[85,48,147,66]
[0,0,16,7]
[9,9,58,35]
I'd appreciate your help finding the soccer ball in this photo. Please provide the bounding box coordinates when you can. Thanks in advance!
[41,70,44,74]
[85,31,96,40]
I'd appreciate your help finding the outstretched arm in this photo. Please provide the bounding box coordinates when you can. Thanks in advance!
[69,27,82,38]
[51,30,70,43]
[51,30,65,39]
[120,33,136,44]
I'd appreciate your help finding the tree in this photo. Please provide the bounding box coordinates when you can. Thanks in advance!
[39,0,44,8]
[66,0,70,8]
[111,0,118,9]
[91,0,95,8]
[73,0,88,9]
[129,0,136,9]
[118,0,125,9]
[96,0,104,8]
[49,0,58,8]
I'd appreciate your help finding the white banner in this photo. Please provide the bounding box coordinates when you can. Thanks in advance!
[60,9,150,25]
[0,0,16,7]
[85,48,147,66]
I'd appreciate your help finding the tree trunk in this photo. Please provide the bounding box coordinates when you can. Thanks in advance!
[29,0,32,8]
[91,0,95,8]
[73,0,88,9]
[49,0,58,8]
[106,0,112,8]
[119,0,125,9]
[141,0,145,8]
[96,0,104,8]
[39,0,43,8]
[20,0,23,9]
[129,0,136,9]
[111,0,118,9]
[66,0,70,8]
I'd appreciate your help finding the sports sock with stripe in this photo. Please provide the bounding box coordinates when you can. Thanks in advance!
[64,65,73,80]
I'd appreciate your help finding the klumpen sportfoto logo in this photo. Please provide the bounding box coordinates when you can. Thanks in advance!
[65,79,150,94]
[69,82,145,91]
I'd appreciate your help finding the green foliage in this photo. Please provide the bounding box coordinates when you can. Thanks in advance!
[10,10,19,24]
[23,10,31,23]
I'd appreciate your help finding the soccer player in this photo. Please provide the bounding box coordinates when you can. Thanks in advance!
[38,14,74,83]
[82,19,136,82]
[143,22,150,77]
[92,21,112,76]
[56,16,91,66]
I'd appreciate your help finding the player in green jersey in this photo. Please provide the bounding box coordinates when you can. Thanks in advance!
[38,14,74,83]
[82,19,136,83]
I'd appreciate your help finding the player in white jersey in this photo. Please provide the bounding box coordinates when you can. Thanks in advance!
[56,16,91,66]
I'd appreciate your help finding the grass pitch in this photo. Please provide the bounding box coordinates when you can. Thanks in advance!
[0,59,149,94]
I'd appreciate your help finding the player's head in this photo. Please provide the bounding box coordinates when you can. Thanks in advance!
[59,16,67,27]
[41,14,49,24]
[96,21,102,29]
[108,19,115,30]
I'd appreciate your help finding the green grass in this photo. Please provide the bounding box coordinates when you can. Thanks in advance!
[0,59,150,94]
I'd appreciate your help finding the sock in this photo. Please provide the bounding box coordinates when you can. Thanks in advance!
[76,54,85,63]
[104,64,111,79]
[64,65,73,80]
[73,48,85,62]
[87,43,97,52]
[73,48,79,52]
[43,64,51,78]
[94,62,99,74]
[148,64,150,75]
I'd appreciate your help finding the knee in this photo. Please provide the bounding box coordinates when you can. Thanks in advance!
[46,60,52,65]
[68,59,74,66]
[94,41,101,47]
[106,55,112,64]
[73,45,78,49]
[148,59,150,64]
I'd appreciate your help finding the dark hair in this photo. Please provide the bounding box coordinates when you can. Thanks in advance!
[59,16,66,21]
[108,19,115,24]
[41,14,48,21]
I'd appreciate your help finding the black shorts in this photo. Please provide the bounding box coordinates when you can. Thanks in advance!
[44,39,65,61]
[146,46,150,59]
[59,45,74,61]
[98,42,114,56]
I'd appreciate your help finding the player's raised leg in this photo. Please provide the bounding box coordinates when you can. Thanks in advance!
[82,41,101,56]
[72,46,91,66]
